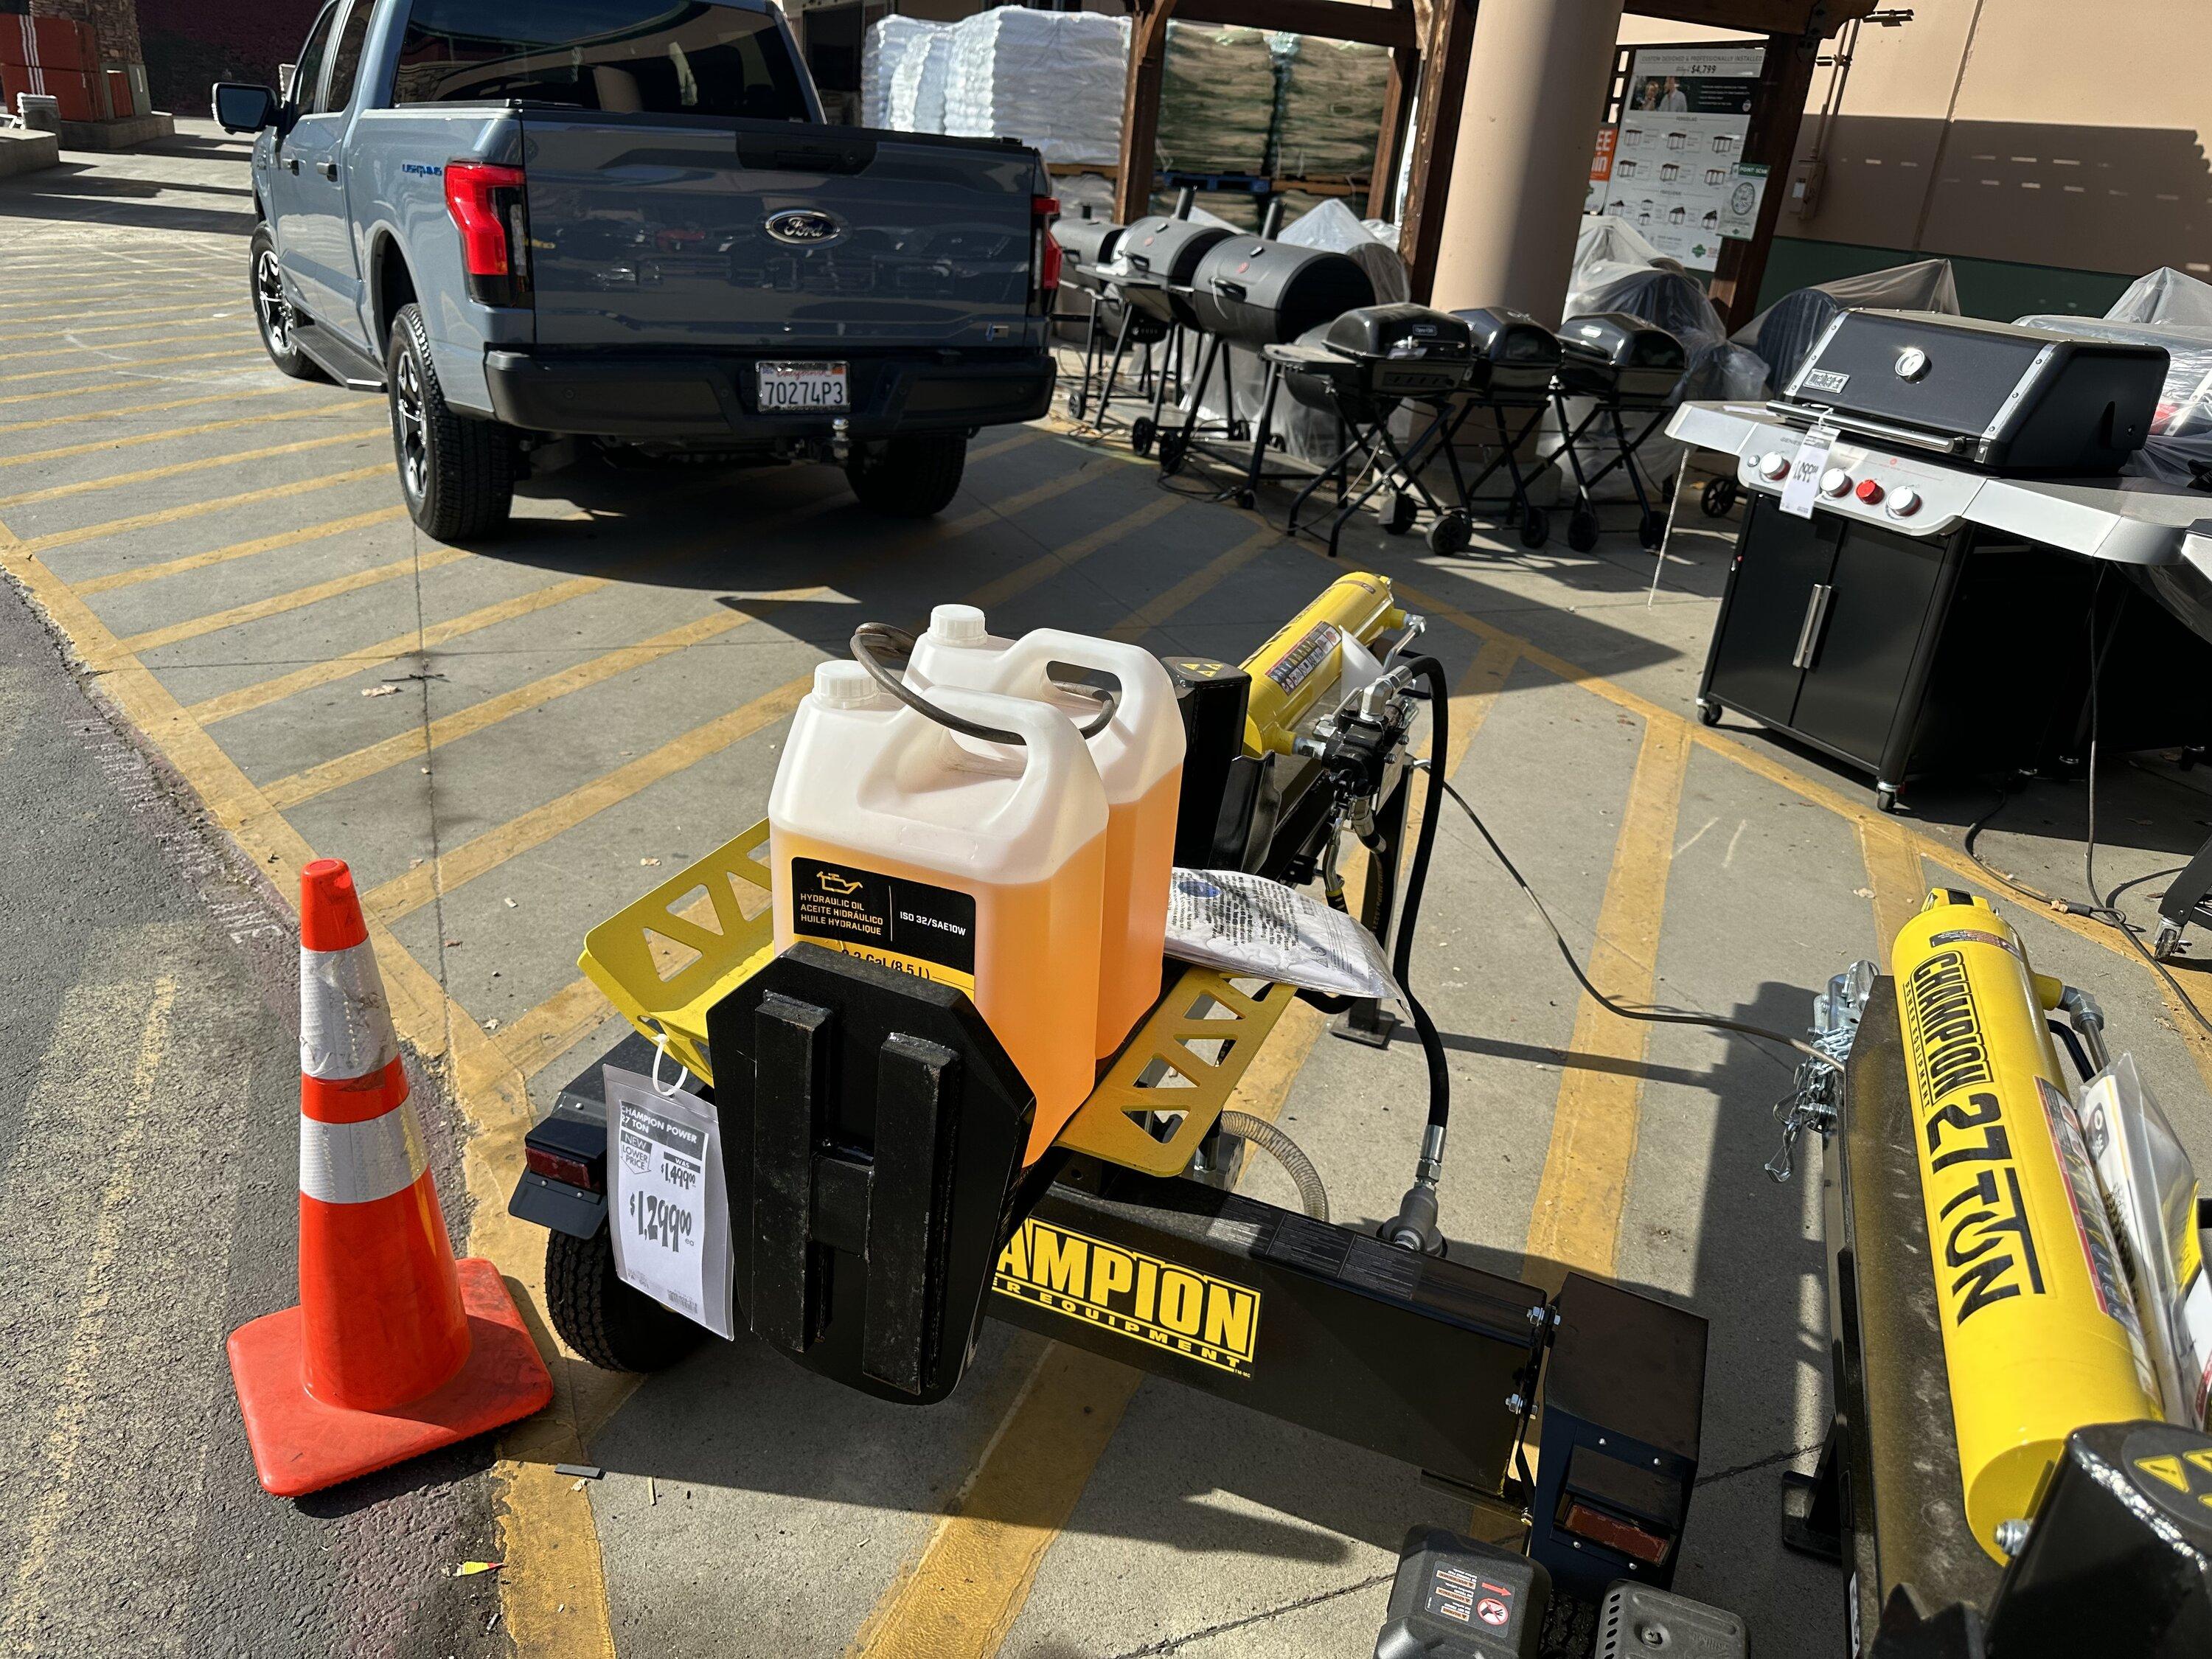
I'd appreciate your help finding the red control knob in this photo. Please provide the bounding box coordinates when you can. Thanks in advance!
[1854,478,1885,504]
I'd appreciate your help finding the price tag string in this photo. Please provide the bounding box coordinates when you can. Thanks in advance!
[649,1025,694,1099]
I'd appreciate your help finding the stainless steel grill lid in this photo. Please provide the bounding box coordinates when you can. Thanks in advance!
[1451,307,1565,397]
[1556,311,1688,405]
[1188,237,1377,349]
[1780,310,2167,474]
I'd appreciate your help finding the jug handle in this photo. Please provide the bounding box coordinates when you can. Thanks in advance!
[923,686,1090,776]
[853,621,1116,742]
[993,629,1168,742]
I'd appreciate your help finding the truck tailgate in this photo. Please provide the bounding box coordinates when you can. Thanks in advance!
[521,117,1039,349]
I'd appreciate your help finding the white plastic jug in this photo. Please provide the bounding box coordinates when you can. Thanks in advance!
[908,605,1186,1057]
[769,662,1109,1161]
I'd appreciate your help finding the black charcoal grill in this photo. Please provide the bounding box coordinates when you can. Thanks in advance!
[1267,305,1478,554]
[1095,213,1232,453]
[1156,238,1376,507]
[1551,311,1689,551]
[1052,214,1182,441]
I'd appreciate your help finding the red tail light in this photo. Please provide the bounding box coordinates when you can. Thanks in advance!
[445,159,531,307]
[1032,194,1062,313]
[525,1144,601,1193]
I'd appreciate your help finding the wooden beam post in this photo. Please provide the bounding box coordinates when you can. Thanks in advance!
[1115,0,1178,224]
[1396,0,1480,302]
[1705,28,1820,328]
[1366,2,1422,221]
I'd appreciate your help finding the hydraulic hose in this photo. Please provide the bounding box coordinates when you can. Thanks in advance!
[1391,655,1453,1140]
[1215,1110,1329,1222]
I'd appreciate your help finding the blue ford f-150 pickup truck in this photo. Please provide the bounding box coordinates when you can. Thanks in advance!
[215,0,1060,539]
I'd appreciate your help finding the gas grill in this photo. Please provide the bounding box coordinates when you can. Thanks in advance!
[1153,237,1376,506]
[1671,310,2212,812]
[1551,311,1689,552]
[1267,304,1477,554]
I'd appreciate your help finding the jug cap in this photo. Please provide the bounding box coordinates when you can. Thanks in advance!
[928,604,990,646]
[813,661,880,709]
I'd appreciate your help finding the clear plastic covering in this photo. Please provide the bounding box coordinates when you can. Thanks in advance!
[941,9,1127,167]
[1733,257,1960,393]
[1268,34,1391,179]
[2021,268,2212,487]
[886,24,953,134]
[861,16,940,130]
[1157,23,1276,175]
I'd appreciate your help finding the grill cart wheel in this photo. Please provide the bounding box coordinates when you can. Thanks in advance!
[1067,388,1088,423]
[1156,429,1188,476]
[1427,511,1472,556]
[1234,487,1256,510]
[1131,416,1157,456]
[1567,507,1600,552]
[1639,509,1666,551]
[1702,476,1739,516]
[1380,490,1418,535]
[1697,698,1722,727]
[546,1225,703,1374]
[1521,505,1551,550]
[846,433,967,518]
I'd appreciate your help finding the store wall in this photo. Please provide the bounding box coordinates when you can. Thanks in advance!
[140,0,319,117]
[1617,4,2211,318]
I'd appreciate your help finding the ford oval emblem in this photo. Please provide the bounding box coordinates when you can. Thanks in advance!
[766,209,841,246]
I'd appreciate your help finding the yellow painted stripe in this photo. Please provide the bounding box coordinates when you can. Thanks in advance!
[0,299,244,338]
[364,488,1180,925]
[1520,719,1691,1292]
[0,346,260,385]
[0,529,621,1659]
[0,373,257,411]
[0,383,294,438]
[264,584,829,810]
[1856,818,1927,963]
[15,464,388,554]
[0,425,380,511]
[498,975,620,1082]
[74,505,410,597]
[1103,524,1279,642]
[0,403,316,470]
[0,319,234,360]
[0,311,239,345]
[122,546,470,654]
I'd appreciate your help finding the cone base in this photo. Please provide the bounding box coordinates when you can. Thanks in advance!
[229,1257,553,1498]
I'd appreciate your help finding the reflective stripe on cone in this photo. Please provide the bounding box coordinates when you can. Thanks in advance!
[299,1096,428,1204]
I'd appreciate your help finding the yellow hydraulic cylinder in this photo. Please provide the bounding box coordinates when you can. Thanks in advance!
[1239,571,1406,757]
[1891,889,2161,1561]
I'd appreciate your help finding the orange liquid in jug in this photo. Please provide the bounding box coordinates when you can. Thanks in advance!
[1093,764,1183,1058]
[773,826,1107,1164]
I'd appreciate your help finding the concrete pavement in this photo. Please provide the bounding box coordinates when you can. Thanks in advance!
[7,123,2212,1659]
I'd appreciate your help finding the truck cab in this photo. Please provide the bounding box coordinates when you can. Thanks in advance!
[216,0,1058,538]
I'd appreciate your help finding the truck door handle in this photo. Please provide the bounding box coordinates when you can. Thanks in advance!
[319,161,338,181]
[285,156,299,173]
[1792,583,1836,670]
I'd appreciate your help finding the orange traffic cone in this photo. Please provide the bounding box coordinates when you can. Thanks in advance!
[228,858,552,1498]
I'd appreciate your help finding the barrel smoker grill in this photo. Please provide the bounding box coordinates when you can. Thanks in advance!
[1551,311,1690,553]
[1155,237,1376,506]
[1054,213,1161,437]
[1681,308,2212,813]
[1096,214,1234,455]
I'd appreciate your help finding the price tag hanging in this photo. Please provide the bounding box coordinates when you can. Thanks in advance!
[1779,422,1837,520]
[605,1065,734,1340]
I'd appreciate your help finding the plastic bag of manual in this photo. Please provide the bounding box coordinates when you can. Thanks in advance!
[1164,868,1401,1003]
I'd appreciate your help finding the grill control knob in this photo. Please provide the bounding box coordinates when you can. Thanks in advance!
[1758,451,1790,480]
[1854,478,1885,504]
[1819,467,1851,497]
[1887,487,1923,519]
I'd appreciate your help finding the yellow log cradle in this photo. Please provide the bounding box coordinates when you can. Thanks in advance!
[1891,889,2161,1561]
[1239,571,1405,757]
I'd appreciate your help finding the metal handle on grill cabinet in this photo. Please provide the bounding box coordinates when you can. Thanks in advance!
[1792,583,1836,670]
[1763,401,1967,457]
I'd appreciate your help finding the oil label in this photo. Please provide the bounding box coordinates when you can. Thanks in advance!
[790,857,976,992]
[992,1217,1261,1378]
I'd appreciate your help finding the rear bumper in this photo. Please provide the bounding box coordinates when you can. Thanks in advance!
[481,348,1054,441]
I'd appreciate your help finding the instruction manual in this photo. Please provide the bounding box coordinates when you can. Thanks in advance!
[1164,868,1400,1002]
[605,1066,735,1340]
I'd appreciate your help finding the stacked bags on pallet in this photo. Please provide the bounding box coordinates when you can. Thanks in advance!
[887,24,955,135]
[1268,34,1390,180]
[941,8,1129,166]
[862,15,942,129]
[1156,22,1276,175]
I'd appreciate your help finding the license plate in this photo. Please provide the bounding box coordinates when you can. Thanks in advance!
[757,361,848,412]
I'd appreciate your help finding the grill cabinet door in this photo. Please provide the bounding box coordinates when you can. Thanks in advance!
[1704,496,1841,728]
[1789,523,1947,771]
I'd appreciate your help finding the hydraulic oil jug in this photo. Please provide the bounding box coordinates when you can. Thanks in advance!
[768,661,1110,1161]
[908,605,1186,1057]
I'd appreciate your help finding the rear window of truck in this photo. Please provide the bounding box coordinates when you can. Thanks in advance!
[392,0,812,120]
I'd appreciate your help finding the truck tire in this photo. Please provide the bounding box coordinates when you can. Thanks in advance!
[845,433,967,518]
[544,1225,704,1374]
[386,302,515,541]
[248,224,324,382]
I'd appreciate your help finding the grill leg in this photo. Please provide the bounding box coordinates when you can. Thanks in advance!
[1097,305,1139,428]
[1236,361,1284,507]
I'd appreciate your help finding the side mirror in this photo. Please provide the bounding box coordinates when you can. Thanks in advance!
[213,82,279,134]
